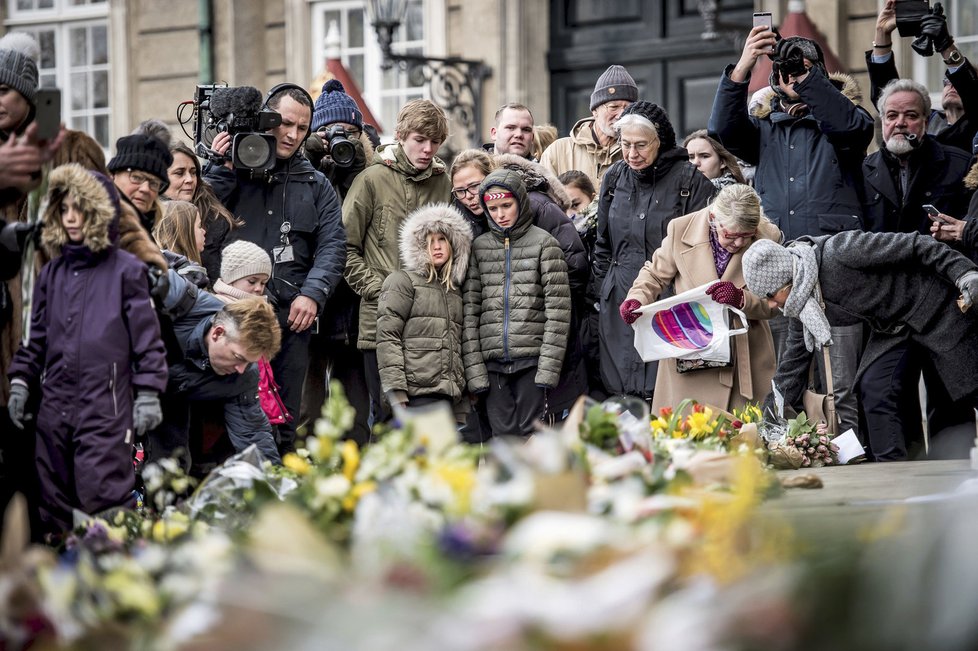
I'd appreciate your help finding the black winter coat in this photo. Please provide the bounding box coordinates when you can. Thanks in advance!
[204,156,346,313]
[862,136,973,234]
[709,66,873,240]
[591,149,714,398]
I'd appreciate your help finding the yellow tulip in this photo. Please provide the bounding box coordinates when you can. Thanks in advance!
[341,440,360,481]
[282,453,311,476]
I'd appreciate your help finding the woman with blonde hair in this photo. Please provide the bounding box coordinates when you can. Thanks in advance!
[621,183,781,411]
[449,148,496,237]
[683,129,746,189]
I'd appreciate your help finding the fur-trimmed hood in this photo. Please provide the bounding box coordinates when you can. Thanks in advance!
[749,72,863,120]
[398,203,473,287]
[965,159,978,190]
[41,163,121,257]
[492,153,573,211]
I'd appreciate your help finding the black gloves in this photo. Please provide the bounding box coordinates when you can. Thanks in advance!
[772,39,809,85]
[147,265,169,306]
[912,2,952,57]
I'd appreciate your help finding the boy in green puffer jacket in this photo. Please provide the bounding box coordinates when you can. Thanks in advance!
[462,169,571,437]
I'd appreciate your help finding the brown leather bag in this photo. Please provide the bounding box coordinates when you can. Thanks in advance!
[802,345,838,435]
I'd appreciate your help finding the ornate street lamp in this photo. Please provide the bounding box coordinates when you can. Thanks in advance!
[368,0,492,148]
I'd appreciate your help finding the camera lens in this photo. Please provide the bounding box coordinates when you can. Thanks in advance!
[236,133,274,169]
[330,137,356,167]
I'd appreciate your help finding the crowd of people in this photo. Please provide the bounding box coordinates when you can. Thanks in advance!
[2,0,978,539]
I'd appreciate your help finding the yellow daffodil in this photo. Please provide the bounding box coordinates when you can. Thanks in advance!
[341,480,376,511]
[341,440,360,481]
[282,452,311,476]
[686,408,715,440]
[651,416,670,434]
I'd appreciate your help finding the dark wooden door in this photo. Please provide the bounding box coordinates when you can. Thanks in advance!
[548,0,753,137]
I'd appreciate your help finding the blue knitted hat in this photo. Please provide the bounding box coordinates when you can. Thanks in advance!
[312,79,363,132]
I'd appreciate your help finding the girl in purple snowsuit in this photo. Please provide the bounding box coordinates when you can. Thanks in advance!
[7,163,168,536]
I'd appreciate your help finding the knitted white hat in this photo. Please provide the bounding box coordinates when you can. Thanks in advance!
[221,240,271,284]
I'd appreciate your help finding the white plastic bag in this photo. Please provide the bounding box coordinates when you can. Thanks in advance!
[631,282,748,363]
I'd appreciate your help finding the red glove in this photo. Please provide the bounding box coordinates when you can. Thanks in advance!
[619,298,642,325]
[706,281,744,308]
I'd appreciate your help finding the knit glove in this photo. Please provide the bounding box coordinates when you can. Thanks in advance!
[956,270,978,309]
[706,281,745,308]
[133,391,163,438]
[619,298,642,325]
[7,381,29,430]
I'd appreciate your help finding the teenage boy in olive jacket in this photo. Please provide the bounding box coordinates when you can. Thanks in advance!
[343,99,452,423]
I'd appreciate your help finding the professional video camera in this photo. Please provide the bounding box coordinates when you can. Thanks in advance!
[191,85,283,173]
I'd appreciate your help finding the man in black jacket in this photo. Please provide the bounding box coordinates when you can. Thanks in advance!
[867,0,978,155]
[863,78,972,235]
[709,28,874,439]
[204,83,346,455]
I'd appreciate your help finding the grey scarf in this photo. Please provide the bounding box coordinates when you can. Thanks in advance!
[782,243,833,352]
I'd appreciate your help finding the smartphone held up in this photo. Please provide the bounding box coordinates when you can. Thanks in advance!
[33,88,61,141]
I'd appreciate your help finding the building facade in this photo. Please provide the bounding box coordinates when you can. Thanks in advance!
[1,0,973,151]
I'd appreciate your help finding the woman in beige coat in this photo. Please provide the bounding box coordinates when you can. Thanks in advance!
[620,184,781,412]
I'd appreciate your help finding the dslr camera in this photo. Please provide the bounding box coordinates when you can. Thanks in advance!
[321,124,357,168]
[193,84,283,173]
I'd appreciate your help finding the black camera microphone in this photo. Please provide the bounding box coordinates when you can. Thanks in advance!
[906,133,922,149]
[209,86,262,119]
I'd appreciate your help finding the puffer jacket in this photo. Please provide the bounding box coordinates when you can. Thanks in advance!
[343,143,452,349]
[377,204,473,407]
[539,117,623,192]
[493,153,590,415]
[709,67,873,241]
[462,169,571,392]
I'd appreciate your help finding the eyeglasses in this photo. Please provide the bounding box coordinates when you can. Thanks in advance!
[719,227,756,241]
[600,101,630,113]
[452,181,482,200]
[620,140,656,152]
[126,169,164,193]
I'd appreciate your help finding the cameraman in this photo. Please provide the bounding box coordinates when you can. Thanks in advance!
[204,84,346,456]
[298,80,372,444]
[709,27,875,441]
[869,0,977,155]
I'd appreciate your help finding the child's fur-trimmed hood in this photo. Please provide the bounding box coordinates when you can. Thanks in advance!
[398,203,473,287]
[41,163,121,257]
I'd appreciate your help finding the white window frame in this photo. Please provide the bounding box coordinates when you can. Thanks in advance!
[4,0,110,146]
[308,0,445,140]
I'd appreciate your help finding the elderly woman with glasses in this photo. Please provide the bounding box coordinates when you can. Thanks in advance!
[591,101,714,401]
[619,184,781,411]
[107,133,173,235]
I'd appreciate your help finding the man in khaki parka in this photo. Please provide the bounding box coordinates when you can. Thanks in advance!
[539,64,637,191]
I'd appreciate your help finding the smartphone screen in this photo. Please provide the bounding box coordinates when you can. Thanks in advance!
[753,12,773,31]
[34,88,61,141]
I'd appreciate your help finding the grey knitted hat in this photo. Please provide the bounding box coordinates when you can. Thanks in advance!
[221,240,272,284]
[742,239,794,298]
[0,32,40,106]
[590,65,638,111]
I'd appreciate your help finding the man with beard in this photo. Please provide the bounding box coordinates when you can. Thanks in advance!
[868,0,977,155]
[540,65,637,191]
[854,78,973,454]
[863,78,972,235]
